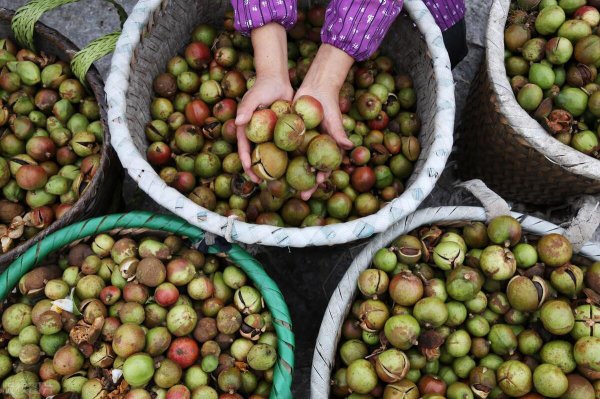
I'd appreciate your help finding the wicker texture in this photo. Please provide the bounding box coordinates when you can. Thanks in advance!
[0,211,295,398]
[106,0,455,247]
[311,205,600,398]
[0,8,121,268]
[458,0,600,205]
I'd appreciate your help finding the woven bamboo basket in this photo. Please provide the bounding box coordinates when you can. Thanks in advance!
[106,0,455,247]
[0,5,121,267]
[458,0,600,205]
[311,182,600,398]
[0,211,295,398]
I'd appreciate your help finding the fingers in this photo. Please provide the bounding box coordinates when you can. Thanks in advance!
[316,171,331,185]
[235,92,261,126]
[300,186,318,201]
[300,171,331,201]
[323,110,354,150]
[236,124,261,183]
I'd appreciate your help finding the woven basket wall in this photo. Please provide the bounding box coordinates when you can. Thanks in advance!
[310,206,600,398]
[106,0,455,247]
[458,0,600,205]
[0,8,121,268]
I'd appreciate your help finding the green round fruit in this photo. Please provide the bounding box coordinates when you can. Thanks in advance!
[123,353,154,388]
[533,363,568,398]
[517,83,543,111]
[555,87,588,116]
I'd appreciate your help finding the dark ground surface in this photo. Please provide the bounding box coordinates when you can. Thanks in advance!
[1,0,599,397]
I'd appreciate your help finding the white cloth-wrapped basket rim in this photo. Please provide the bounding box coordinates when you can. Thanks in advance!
[311,205,600,398]
[487,0,600,179]
[105,0,455,247]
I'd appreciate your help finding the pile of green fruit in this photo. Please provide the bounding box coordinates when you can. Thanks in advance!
[0,232,279,399]
[145,6,422,227]
[0,38,104,253]
[505,0,600,158]
[331,215,600,398]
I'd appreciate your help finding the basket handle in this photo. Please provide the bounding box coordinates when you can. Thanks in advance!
[11,0,126,84]
[458,179,600,251]
[564,196,600,252]
[456,179,512,220]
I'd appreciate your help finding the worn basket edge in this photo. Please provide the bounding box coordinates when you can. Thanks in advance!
[309,205,600,399]
[105,0,455,247]
[484,0,600,180]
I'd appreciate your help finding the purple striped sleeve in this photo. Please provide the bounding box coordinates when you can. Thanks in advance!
[320,0,403,62]
[424,0,466,31]
[231,0,298,35]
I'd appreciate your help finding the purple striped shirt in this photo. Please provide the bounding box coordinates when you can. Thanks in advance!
[231,0,465,61]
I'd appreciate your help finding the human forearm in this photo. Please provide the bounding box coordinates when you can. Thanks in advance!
[251,23,290,81]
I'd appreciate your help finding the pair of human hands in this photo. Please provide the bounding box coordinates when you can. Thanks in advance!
[235,24,354,200]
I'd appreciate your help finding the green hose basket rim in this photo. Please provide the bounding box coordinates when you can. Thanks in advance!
[0,211,295,399]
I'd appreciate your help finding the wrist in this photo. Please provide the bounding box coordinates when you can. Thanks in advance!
[302,44,354,91]
[251,23,289,80]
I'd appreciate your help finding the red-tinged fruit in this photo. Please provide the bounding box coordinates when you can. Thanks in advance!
[53,203,71,219]
[221,70,246,98]
[166,385,191,399]
[16,164,47,190]
[185,99,210,126]
[172,171,195,193]
[246,109,278,144]
[222,119,237,143]
[26,136,56,162]
[147,142,172,166]
[184,42,211,70]
[168,337,200,369]
[418,375,447,396]
[350,146,371,166]
[368,111,390,130]
[25,206,54,228]
[574,6,600,28]
[155,282,180,307]
[293,95,324,129]
[99,285,121,305]
[213,98,237,122]
[351,166,376,193]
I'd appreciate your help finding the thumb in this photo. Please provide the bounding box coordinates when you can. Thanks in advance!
[236,124,261,184]
[235,93,261,126]
[324,112,354,150]
[300,171,330,201]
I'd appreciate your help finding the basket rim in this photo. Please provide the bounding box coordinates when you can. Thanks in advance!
[0,211,295,399]
[105,0,455,247]
[310,205,600,398]
[485,0,600,180]
[0,7,118,266]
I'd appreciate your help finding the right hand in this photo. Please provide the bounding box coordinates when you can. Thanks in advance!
[235,74,293,183]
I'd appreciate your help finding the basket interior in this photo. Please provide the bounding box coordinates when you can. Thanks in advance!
[0,9,118,268]
[125,0,438,189]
